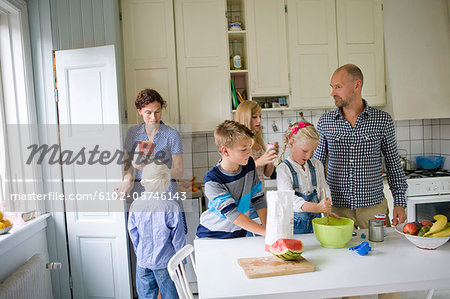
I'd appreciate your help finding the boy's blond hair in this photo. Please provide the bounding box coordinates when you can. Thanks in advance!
[140,162,171,193]
[275,121,319,165]
[234,101,266,151]
[214,120,254,153]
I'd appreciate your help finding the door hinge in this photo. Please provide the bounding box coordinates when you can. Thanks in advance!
[54,89,59,103]
[285,4,288,13]
[119,11,122,21]
[69,276,73,289]
[289,88,292,96]
[381,3,383,11]
[385,84,387,92]
[124,109,128,119]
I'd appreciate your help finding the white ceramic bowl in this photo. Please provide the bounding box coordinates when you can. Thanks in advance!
[395,223,450,250]
[0,225,12,235]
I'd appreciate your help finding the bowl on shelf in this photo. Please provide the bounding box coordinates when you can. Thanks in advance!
[415,156,445,170]
[312,217,354,248]
[395,223,450,250]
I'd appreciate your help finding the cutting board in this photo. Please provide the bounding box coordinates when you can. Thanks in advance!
[237,256,315,279]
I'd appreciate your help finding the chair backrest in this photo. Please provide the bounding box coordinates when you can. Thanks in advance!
[167,244,197,299]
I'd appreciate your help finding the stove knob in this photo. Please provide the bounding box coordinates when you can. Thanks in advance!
[433,185,439,191]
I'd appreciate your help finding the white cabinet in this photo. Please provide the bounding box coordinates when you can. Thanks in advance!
[121,0,230,132]
[287,0,385,109]
[336,0,385,106]
[246,0,289,97]
[121,0,179,125]
[383,0,450,120]
[175,0,230,132]
[287,0,338,108]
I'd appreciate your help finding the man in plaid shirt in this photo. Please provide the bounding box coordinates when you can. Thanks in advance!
[314,64,408,229]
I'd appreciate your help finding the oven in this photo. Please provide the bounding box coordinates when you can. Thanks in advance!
[406,172,450,222]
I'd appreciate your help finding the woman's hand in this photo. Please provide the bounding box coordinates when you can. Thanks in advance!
[272,141,280,155]
[132,160,146,171]
[255,149,277,168]
[117,180,133,199]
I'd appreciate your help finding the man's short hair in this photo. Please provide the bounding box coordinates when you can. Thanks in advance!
[336,64,364,86]
[214,120,254,152]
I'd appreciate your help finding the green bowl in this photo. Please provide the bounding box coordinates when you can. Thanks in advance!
[312,217,354,248]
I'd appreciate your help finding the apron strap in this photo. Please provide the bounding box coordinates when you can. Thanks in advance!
[284,159,318,202]
[283,160,300,196]
[306,159,317,187]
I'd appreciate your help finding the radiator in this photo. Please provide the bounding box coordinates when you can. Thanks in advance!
[0,254,53,299]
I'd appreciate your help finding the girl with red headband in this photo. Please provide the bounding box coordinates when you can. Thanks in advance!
[276,121,339,234]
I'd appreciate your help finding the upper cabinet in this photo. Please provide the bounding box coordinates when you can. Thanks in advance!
[383,0,450,120]
[175,0,230,132]
[121,0,230,132]
[246,0,289,97]
[287,0,338,108]
[336,0,385,106]
[287,0,385,108]
[121,0,179,125]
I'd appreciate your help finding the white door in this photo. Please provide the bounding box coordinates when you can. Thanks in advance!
[55,45,132,299]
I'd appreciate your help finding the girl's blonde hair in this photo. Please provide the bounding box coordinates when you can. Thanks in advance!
[275,121,319,165]
[234,101,266,151]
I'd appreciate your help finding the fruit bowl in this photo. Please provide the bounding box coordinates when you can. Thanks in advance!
[395,223,450,250]
[0,225,13,235]
[312,217,354,248]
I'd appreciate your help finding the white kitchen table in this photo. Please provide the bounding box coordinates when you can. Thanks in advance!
[194,228,450,298]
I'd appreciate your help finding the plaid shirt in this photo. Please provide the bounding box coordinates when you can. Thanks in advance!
[314,100,407,209]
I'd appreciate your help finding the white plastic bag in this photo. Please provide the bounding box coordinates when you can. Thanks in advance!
[265,190,294,251]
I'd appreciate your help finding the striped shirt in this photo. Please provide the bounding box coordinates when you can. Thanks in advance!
[314,100,407,209]
[196,157,267,239]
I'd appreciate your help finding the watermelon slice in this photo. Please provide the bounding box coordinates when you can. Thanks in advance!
[269,239,304,261]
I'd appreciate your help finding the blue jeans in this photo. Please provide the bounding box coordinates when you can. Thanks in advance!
[293,212,321,234]
[136,266,179,299]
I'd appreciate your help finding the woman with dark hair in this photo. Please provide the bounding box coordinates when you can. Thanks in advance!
[118,88,184,200]
[119,89,185,298]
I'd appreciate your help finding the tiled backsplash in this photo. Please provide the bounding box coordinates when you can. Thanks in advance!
[395,118,450,170]
[184,109,450,182]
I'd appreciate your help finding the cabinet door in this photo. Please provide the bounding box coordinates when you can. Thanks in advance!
[336,0,385,106]
[121,0,179,125]
[246,0,289,96]
[175,0,230,132]
[287,0,338,108]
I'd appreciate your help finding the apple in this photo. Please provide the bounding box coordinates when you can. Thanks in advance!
[413,221,423,229]
[421,220,433,227]
[403,222,419,235]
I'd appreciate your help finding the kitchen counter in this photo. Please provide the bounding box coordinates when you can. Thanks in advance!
[194,228,450,298]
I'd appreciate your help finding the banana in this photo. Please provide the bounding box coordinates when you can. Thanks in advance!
[428,227,450,238]
[424,215,448,237]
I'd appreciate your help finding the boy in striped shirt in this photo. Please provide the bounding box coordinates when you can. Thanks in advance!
[196,120,267,238]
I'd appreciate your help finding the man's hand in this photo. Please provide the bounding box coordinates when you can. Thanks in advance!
[392,206,407,226]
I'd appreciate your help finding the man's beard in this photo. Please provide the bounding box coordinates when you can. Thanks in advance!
[334,96,349,107]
